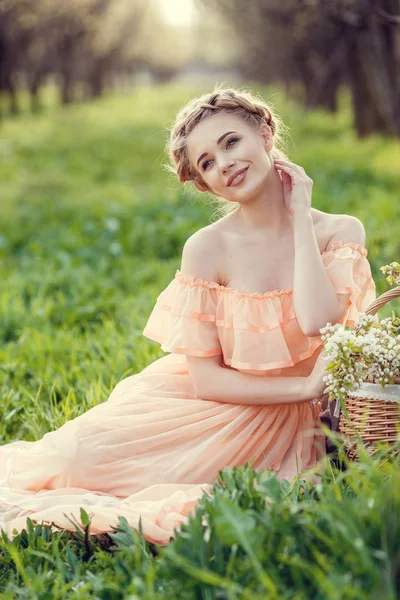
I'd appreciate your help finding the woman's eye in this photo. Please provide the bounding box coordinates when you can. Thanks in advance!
[226,137,238,147]
[202,138,239,171]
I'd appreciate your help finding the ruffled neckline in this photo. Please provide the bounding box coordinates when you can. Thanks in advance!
[320,240,368,257]
[175,240,368,300]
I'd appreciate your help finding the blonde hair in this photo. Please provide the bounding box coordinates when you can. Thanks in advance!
[165,84,289,219]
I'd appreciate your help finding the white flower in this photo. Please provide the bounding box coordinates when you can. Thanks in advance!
[321,310,400,402]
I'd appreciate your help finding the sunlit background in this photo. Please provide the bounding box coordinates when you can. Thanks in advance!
[1,0,398,138]
[0,5,399,593]
[155,0,198,26]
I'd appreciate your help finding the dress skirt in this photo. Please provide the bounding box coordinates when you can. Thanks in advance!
[0,353,324,546]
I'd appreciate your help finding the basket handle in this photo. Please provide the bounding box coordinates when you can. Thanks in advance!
[364,285,400,385]
[364,285,400,316]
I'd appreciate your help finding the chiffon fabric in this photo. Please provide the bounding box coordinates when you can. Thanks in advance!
[0,241,376,545]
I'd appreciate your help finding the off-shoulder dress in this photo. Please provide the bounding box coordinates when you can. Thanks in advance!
[0,241,376,545]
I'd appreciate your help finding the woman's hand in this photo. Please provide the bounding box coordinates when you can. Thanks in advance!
[274,158,313,217]
[307,348,330,399]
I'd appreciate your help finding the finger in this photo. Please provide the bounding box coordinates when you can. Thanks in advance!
[281,171,292,195]
[274,159,305,176]
[274,158,303,168]
[274,160,303,174]
[276,166,296,191]
[275,163,307,182]
[274,162,303,182]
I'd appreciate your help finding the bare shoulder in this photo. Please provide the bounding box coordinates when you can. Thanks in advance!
[319,211,366,248]
[311,208,340,232]
[180,224,224,283]
[311,209,366,248]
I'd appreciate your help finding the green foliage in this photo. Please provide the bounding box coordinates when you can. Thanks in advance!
[0,83,399,598]
[160,454,400,599]
[1,452,398,598]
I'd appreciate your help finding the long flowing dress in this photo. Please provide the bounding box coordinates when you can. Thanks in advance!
[0,241,376,545]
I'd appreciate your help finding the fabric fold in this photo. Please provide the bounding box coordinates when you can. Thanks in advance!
[0,353,325,543]
[1,240,375,545]
[321,241,377,327]
[143,241,377,371]
[142,276,223,358]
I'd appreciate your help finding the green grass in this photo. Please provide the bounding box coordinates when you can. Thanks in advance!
[0,82,399,598]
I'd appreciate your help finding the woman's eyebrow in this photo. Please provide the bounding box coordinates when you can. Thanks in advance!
[196,131,238,167]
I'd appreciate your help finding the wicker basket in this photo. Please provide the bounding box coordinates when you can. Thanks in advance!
[338,285,400,461]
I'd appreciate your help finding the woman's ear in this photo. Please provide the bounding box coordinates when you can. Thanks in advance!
[260,123,274,152]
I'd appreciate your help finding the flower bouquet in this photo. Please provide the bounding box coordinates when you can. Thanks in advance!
[319,261,400,460]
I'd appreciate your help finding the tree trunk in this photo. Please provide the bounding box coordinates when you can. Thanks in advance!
[29,74,44,112]
[309,69,340,113]
[0,36,19,116]
[294,49,315,108]
[61,75,73,105]
[7,73,19,115]
[59,37,76,105]
[347,3,399,137]
[305,36,349,113]
[88,62,105,98]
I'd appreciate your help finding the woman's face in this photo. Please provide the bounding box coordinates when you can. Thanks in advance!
[186,113,274,200]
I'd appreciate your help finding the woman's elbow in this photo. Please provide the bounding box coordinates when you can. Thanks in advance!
[186,355,221,401]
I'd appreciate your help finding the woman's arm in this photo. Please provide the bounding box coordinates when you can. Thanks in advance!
[187,354,320,405]
[292,212,363,336]
[274,159,365,337]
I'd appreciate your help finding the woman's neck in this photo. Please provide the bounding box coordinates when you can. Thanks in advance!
[235,168,293,237]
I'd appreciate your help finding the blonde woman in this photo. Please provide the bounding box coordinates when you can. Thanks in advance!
[0,86,376,546]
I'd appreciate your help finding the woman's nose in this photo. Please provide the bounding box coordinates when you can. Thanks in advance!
[219,159,235,174]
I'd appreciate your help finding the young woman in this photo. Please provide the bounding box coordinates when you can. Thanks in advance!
[0,86,376,546]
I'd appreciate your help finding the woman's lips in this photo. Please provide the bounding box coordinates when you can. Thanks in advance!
[228,167,249,187]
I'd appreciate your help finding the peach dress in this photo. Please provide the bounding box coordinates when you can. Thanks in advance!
[0,241,376,545]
